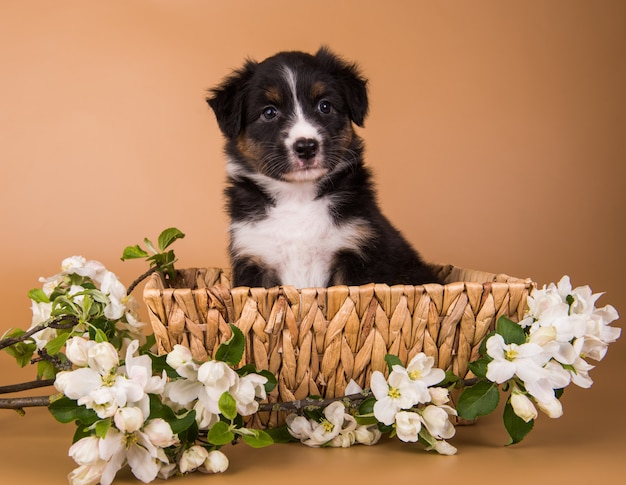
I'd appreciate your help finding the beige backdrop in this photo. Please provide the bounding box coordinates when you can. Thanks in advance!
[1,0,625,483]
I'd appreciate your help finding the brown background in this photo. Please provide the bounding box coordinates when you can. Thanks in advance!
[1,0,625,483]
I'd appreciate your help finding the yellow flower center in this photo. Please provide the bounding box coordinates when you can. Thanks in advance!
[124,433,138,450]
[320,419,335,433]
[408,370,422,380]
[388,387,401,399]
[505,349,518,361]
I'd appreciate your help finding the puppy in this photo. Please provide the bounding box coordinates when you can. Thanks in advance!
[207,47,439,288]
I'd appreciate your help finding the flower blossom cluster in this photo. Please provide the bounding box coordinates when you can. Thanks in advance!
[286,400,382,448]
[164,344,268,426]
[287,353,458,455]
[56,338,234,484]
[485,276,620,421]
[29,256,145,350]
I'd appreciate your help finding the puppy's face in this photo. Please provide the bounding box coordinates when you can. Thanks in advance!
[208,48,368,183]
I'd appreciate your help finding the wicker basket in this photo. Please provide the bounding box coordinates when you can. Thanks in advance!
[143,265,534,427]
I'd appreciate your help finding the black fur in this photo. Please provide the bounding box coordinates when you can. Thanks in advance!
[207,47,439,288]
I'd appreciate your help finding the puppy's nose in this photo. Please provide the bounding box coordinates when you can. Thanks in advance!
[293,138,319,160]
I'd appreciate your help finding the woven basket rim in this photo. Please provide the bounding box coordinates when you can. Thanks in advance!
[143,263,533,293]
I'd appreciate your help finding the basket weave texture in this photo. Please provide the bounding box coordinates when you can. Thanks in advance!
[143,265,534,427]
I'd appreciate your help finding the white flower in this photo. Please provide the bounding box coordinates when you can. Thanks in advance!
[142,418,178,448]
[370,370,422,425]
[536,396,563,418]
[66,337,96,367]
[286,401,349,447]
[345,379,364,395]
[405,353,446,387]
[510,389,538,423]
[69,436,101,466]
[193,400,220,430]
[306,401,347,446]
[202,450,229,474]
[68,461,107,485]
[179,445,209,474]
[485,334,555,402]
[87,342,120,376]
[166,345,195,371]
[231,373,268,416]
[196,360,239,414]
[421,405,456,440]
[114,407,145,434]
[394,411,422,442]
[99,422,171,485]
[426,440,458,455]
[100,271,128,320]
[61,256,88,274]
[354,424,382,446]
[285,415,314,441]
[428,387,451,406]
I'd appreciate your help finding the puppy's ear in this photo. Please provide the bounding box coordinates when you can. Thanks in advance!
[207,59,258,139]
[315,47,369,127]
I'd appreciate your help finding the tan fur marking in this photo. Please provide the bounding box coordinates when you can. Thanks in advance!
[236,135,264,170]
[265,86,282,105]
[311,81,327,100]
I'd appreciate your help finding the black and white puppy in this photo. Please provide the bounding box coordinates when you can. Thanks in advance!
[207,47,439,288]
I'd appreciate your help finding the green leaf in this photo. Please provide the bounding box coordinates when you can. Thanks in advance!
[3,338,36,368]
[258,370,277,394]
[456,380,500,421]
[49,397,99,425]
[207,421,235,446]
[147,394,197,435]
[496,316,527,345]
[214,324,245,366]
[218,392,238,420]
[45,332,70,356]
[95,419,112,439]
[121,244,150,261]
[169,410,197,435]
[147,353,179,379]
[467,357,491,379]
[241,429,274,448]
[503,399,534,445]
[358,397,376,415]
[28,288,50,304]
[157,227,185,252]
[37,360,56,380]
[144,237,158,255]
[384,354,403,373]
[478,330,496,357]
[263,426,298,443]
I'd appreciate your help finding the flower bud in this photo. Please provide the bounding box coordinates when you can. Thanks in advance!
[421,405,455,440]
[179,445,209,474]
[329,430,356,448]
[428,387,450,406]
[394,411,422,442]
[87,342,120,375]
[510,391,538,423]
[66,337,96,367]
[114,406,145,434]
[143,418,178,448]
[429,440,458,455]
[354,425,382,446]
[203,450,229,474]
[166,345,194,371]
[68,462,106,485]
[536,397,563,418]
[68,436,101,465]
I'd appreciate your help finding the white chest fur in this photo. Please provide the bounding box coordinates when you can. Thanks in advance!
[230,176,367,288]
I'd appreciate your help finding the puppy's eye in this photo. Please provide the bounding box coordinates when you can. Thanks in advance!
[318,100,332,114]
[262,106,278,120]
